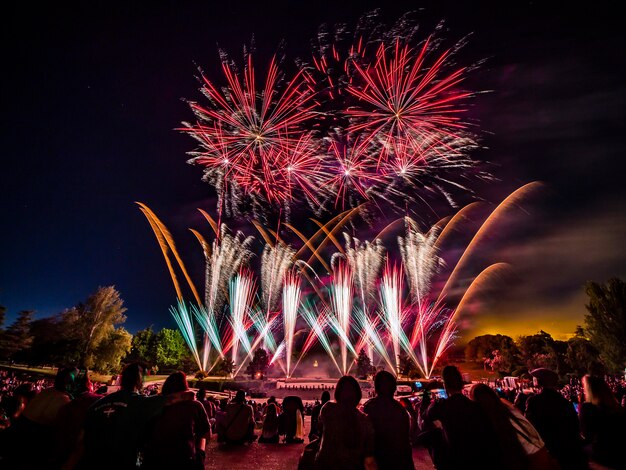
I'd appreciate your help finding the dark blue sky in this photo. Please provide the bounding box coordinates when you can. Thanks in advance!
[2,1,624,338]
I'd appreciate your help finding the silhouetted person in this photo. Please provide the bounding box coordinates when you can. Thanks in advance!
[363,371,414,470]
[259,402,280,443]
[218,390,255,444]
[280,395,305,443]
[470,383,557,470]
[420,365,502,470]
[83,362,164,470]
[525,368,588,470]
[579,374,626,469]
[143,371,210,470]
[309,390,330,441]
[315,375,376,470]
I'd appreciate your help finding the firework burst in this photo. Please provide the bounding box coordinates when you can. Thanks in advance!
[181,14,483,217]
[182,53,321,211]
[346,38,472,153]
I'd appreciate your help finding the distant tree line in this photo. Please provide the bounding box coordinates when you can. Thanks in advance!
[0,278,623,377]
[463,278,626,377]
[0,286,192,374]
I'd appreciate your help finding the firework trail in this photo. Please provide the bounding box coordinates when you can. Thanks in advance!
[436,182,543,303]
[170,300,202,371]
[379,264,413,374]
[196,224,254,370]
[261,242,296,314]
[427,263,510,377]
[137,202,202,304]
[352,307,395,372]
[409,301,450,377]
[233,310,282,377]
[328,262,356,374]
[282,271,302,377]
[191,304,224,359]
[340,233,385,360]
[342,234,386,304]
[204,224,254,314]
[299,302,341,375]
[401,221,439,295]
[228,271,256,370]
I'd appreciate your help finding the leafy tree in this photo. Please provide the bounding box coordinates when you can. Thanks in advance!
[127,326,157,365]
[398,354,420,379]
[92,327,132,373]
[465,334,518,362]
[24,317,81,366]
[76,287,127,367]
[566,328,602,375]
[584,278,626,372]
[0,310,34,361]
[0,305,5,330]
[215,357,235,377]
[484,349,519,375]
[155,328,187,370]
[245,348,269,379]
[355,349,376,378]
[516,331,556,371]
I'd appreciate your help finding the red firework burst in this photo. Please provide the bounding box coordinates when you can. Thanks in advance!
[326,138,384,208]
[346,38,472,164]
[181,54,320,206]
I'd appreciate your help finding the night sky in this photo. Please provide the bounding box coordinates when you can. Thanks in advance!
[2,1,624,340]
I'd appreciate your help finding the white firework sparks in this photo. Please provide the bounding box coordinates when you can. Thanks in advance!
[342,234,386,307]
[261,241,296,313]
[205,224,255,313]
[398,217,442,306]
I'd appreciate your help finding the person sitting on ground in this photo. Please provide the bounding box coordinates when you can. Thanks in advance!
[258,402,280,443]
[578,374,626,469]
[525,367,588,470]
[142,371,210,470]
[279,395,305,443]
[362,370,414,470]
[419,365,502,470]
[196,388,215,421]
[315,375,376,470]
[308,390,330,441]
[470,383,557,470]
[82,362,165,470]
[218,390,255,444]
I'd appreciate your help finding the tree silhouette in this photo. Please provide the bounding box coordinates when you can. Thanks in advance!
[0,310,34,361]
[356,349,375,378]
[245,348,270,379]
[584,278,626,372]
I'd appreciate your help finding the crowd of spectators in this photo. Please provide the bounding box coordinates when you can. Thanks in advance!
[0,365,624,469]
